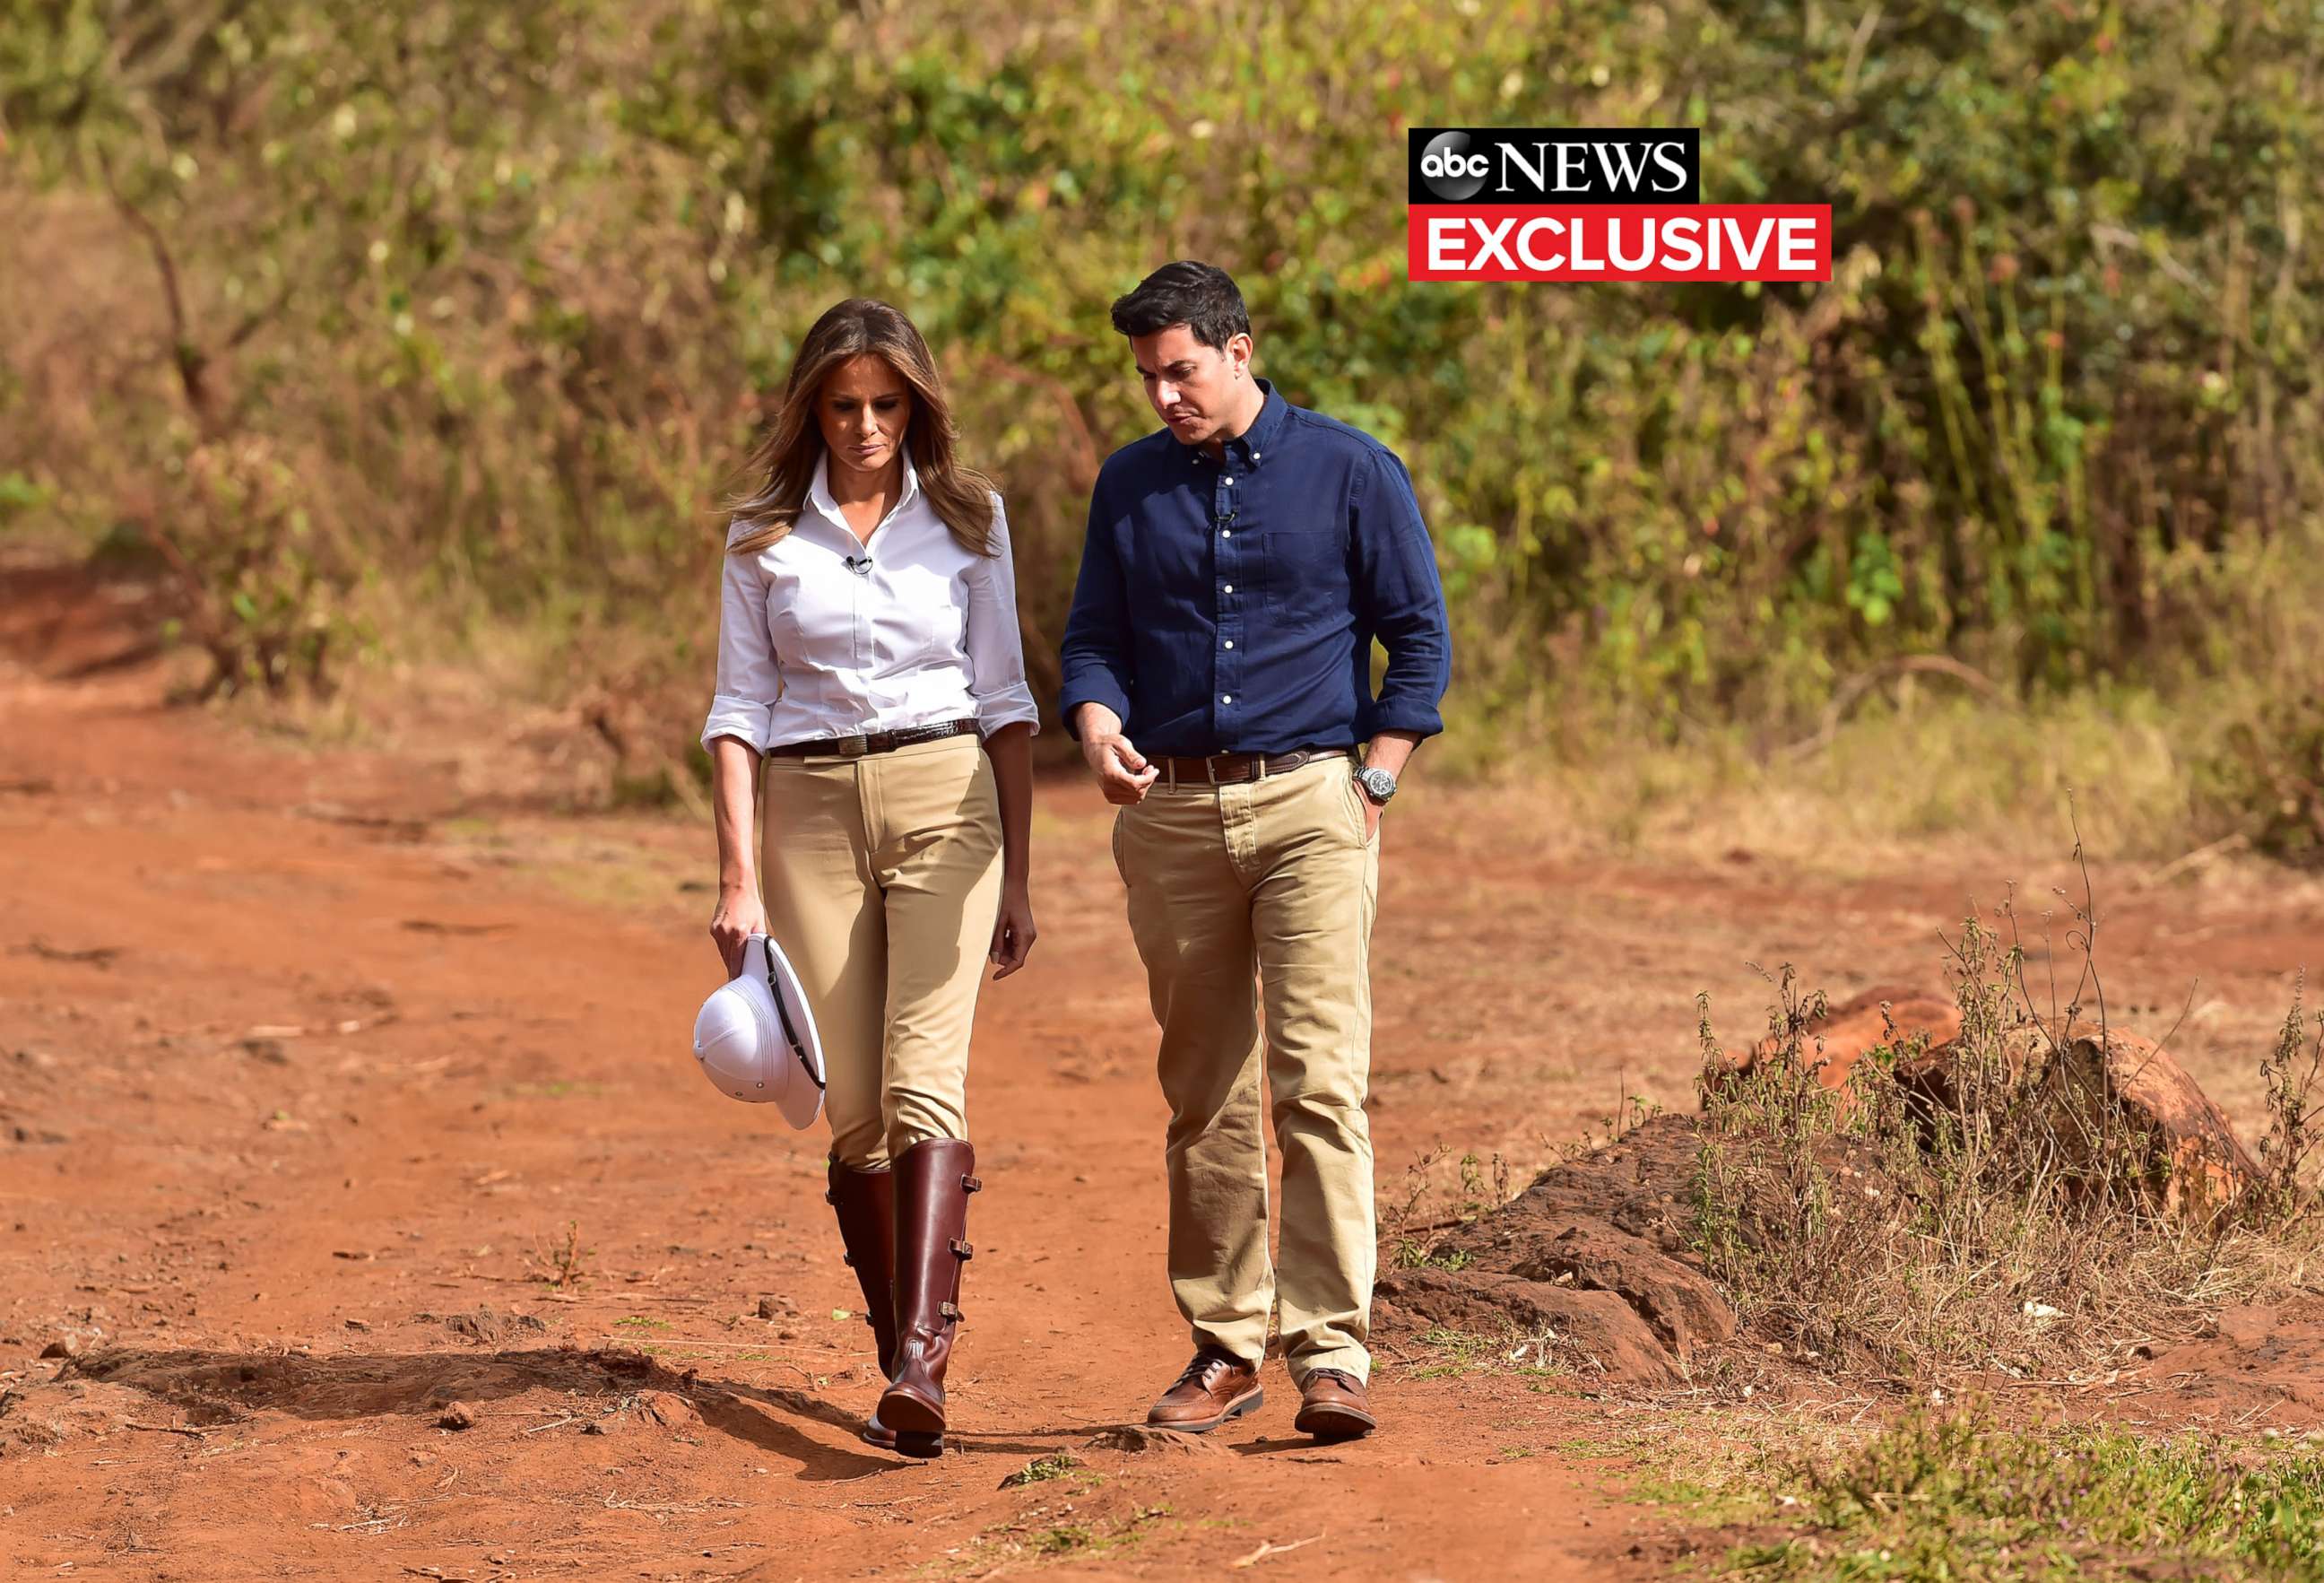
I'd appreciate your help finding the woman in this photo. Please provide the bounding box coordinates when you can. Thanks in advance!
[702,298,1038,1459]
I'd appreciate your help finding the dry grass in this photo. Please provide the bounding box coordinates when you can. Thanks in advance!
[1689,853,2324,1386]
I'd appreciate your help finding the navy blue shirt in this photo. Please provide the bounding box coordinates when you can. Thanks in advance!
[1057,380,1451,756]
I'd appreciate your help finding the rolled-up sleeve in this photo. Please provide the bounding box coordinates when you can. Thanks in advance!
[1351,448,1451,739]
[701,522,782,754]
[1056,470,1135,740]
[965,493,1041,736]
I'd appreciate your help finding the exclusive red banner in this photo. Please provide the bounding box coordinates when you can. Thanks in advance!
[1409,204,1832,282]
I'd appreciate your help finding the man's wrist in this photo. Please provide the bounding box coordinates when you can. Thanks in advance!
[1354,762,1399,806]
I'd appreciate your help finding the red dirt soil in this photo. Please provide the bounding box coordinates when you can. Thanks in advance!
[6,556,2324,1579]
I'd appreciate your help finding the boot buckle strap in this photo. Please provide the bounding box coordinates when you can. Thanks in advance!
[939,1300,963,1321]
[961,1175,983,1193]
[842,1251,856,1267]
[949,1239,973,1258]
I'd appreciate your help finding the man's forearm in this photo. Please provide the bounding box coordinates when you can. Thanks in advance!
[1073,701,1126,744]
[1365,730,1420,778]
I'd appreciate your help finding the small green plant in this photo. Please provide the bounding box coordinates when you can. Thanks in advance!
[1382,1144,1515,1270]
[1409,1325,1570,1382]
[1030,1526,1091,1556]
[999,1453,1086,1489]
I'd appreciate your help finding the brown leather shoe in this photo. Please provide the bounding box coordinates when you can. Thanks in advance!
[1294,1368,1375,1440]
[1146,1347,1263,1432]
[825,1159,900,1451]
[876,1139,978,1457]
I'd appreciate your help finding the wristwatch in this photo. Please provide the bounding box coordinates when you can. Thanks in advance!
[1354,764,1399,806]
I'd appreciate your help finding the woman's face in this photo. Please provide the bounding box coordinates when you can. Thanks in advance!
[818,353,914,483]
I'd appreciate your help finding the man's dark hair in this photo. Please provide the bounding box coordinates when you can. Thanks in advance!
[1109,261,1251,351]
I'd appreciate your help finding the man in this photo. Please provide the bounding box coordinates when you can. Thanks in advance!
[1059,261,1451,1440]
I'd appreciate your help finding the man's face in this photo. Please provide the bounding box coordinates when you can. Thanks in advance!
[1129,325,1251,448]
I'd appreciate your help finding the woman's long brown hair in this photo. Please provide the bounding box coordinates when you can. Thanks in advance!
[726,299,998,558]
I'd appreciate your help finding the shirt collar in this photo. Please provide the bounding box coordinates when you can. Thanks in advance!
[1215,378,1287,468]
[807,449,922,529]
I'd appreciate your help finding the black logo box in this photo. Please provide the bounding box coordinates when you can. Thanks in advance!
[1409,127,1701,204]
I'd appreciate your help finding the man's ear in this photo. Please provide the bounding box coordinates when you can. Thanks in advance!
[1227,331,1254,378]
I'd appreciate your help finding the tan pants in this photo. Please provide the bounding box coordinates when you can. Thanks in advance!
[759,734,1002,1170]
[1113,754,1381,1385]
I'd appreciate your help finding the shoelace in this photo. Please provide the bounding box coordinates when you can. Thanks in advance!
[1171,1351,1236,1390]
[1306,1369,1362,1393]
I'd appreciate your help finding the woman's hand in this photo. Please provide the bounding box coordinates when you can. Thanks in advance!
[710,882,768,976]
[989,879,1037,979]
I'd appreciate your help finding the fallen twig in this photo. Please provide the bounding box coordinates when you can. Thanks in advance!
[1231,1535,1323,1568]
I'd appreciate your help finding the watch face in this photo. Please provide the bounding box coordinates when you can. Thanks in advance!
[1357,767,1396,803]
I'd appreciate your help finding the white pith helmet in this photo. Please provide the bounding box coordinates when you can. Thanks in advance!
[692,935,825,1129]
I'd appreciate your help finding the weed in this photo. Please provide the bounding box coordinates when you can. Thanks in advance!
[1382,1144,1518,1270]
[612,1316,670,1331]
[2257,977,2324,1226]
[1713,1401,2324,1581]
[1409,1325,1573,1382]
[529,1220,594,1292]
[1030,1525,1094,1555]
[999,1453,1087,1489]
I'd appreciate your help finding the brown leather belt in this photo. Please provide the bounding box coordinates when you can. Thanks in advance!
[1153,747,1355,787]
[765,718,978,761]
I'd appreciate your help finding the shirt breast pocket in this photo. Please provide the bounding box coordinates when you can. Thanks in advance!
[1260,529,1343,616]
[768,566,851,665]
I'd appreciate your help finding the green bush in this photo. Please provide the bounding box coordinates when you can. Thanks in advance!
[1,1,2317,801]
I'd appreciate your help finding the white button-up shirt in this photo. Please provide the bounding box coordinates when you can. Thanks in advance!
[701,456,1042,753]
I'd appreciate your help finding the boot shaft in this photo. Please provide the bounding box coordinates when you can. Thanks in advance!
[889,1138,977,1341]
[826,1159,898,1375]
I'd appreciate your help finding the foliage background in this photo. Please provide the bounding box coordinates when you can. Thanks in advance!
[3,0,2320,851]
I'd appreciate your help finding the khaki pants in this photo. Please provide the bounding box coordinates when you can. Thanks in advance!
[1113,754,1381,1384]
[759,734,1002,1169]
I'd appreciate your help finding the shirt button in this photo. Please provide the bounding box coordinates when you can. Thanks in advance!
[1224,640,1235,649]
[1221,694,1232,705]
[1221,528,1232,538]
[1224,583,1235,594]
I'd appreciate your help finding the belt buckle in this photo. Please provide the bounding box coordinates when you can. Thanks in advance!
[835,735,869,760]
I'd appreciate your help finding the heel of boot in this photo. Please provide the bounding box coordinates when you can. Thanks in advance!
[877,1376,945,1436]
[892,1429,944,1460]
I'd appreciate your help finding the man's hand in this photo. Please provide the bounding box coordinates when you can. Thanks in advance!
[1358,731,1421,848]
[1074,704,1159,805]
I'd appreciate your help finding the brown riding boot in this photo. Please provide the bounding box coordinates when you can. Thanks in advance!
[876,1138,978,1457]
[825,1159,900,1450]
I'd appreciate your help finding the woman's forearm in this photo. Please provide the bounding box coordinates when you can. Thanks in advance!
[710,735,763,890]
[984,722,1035,885]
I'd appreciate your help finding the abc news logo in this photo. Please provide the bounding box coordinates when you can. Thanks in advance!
[1412,128,1699,204]
[1406,126,1828,283]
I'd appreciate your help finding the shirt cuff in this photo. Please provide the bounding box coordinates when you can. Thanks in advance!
[1057,674,1133,741]
[1369,698,1445,740]
[975,685,1042,738]
[701,696,773,755]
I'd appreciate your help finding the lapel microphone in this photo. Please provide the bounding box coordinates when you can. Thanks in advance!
[844,555,872,576]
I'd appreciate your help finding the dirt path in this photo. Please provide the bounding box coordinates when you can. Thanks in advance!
[6,561,2324,1580]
